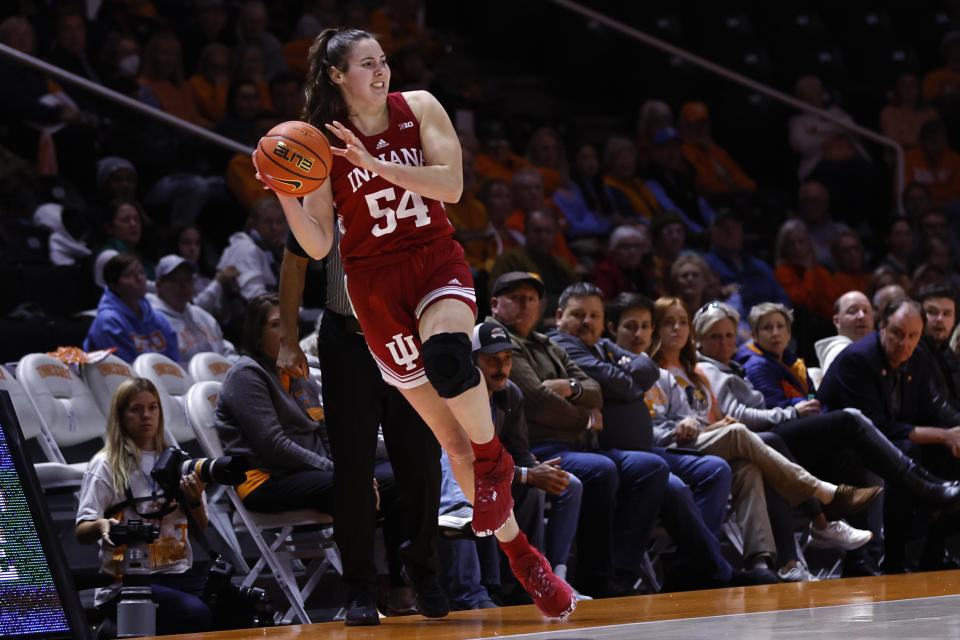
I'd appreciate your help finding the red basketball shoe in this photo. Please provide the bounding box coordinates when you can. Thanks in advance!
[500,531,577,620]
[471,436,514,537]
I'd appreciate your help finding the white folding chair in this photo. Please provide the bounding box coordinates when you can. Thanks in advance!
[185,381,341,625]
[18,354,109,465]
[0,364,86,490]
[82,354,134,419]
[188,352,234,384]
[133,353,195,446]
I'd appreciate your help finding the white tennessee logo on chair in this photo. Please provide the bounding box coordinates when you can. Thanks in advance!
[375,138,390,150]
[385,333,419,371]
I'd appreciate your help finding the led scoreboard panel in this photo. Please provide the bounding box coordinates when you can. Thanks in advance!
[0,390,87,639]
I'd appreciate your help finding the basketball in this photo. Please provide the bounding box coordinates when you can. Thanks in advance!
[255,121,333,196]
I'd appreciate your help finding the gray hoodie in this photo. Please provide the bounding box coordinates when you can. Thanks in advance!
[697,353,798,430]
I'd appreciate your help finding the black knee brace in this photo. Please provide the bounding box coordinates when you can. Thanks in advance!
[422,332,480,398]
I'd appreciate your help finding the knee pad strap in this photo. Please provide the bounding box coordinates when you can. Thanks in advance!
[422,332,480,398]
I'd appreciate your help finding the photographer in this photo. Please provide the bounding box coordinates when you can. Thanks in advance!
[76,378,211,637]
[215,293,337,515]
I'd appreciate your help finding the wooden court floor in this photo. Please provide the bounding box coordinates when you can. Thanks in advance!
[163,570,960,640]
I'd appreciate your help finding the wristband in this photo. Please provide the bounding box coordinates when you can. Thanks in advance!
[520,467,528,484]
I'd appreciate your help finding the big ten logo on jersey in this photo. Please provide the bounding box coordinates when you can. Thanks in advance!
[272,140,314,172]
[346,148,425,193]
[386,333,419,371]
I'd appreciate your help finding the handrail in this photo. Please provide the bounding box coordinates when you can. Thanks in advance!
[0,43,254,156]
[548,0,906,210]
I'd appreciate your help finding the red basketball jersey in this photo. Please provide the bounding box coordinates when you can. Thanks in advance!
[330,92,455,275]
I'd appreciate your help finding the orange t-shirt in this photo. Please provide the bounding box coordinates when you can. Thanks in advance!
[187,75,228,122]
[903,147,960,205]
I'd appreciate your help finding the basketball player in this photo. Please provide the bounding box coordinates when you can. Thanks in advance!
[254,28,575,619]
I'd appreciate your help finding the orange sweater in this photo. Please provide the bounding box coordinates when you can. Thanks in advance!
[681,141,756,195]
[903,146,960,206]
[774,263,843,320]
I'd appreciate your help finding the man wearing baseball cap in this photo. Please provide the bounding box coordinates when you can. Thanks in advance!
[677,101,756,197]
[148,254,237,363]
[488,272,669,598]
[470,321,584,595]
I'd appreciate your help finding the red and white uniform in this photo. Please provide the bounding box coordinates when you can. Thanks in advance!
[330,92,476,388]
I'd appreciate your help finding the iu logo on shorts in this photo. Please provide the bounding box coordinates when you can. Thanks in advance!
[386,333,419,371]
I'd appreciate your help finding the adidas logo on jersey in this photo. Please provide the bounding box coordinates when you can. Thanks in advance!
[376,138,390,150]
[448,278,462,285]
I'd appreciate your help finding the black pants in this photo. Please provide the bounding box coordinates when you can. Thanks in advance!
[243,469,336,513]
[318,311,442,596]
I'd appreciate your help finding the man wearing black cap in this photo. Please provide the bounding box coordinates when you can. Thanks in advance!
[488,271,669,597]
[471,321,584,595]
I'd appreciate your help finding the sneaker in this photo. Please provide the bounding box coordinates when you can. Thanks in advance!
[471,439,515,537]
[777,562,818,582]
[438,504,473,531]
[808,519,873,551]
[344,591,381,626]
[501,532,577,620]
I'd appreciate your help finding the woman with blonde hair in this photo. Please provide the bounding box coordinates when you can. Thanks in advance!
[76,377,211,636]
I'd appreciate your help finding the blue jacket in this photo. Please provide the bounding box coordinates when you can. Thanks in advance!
[547,329,660,451]
[735,343,814,410]
[818,331,960,441]
[84,289,180,363]
[704,248,790,314]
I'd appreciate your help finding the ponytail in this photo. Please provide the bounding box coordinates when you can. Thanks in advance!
[302,28,377,128]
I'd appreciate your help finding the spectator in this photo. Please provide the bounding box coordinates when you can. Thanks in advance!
[796,180,848,269]
[549,284,762,590]
[677,101,757,199]
[489,210,577,322]
[693,301,960,576]
[217,197,287,302]
[370,0,428,57]
[226,111,281,209]
[34,203,92,267]
[644,126,716,235]
[922,30,960,105]
[916,284,960,412]
[818,297,960,571]
[268,72,305,122]
[669,253,714,315]
[774,219,843,320]
[235,1,287,78]
[636,99,674,171]
[98,32,141,96]
[470,321,584,596]
[476,178,523,264]
[831,229,870,294]
[591,224,652,300]
[647,297,881,575]
[878,217,914,277]
[139,31,211,128]
[215,80,265,144]
[295,0,340,39]
[703,209,790,314]
[475,120,528,183]
[147,255,237,363]
[528,127,610,238]
[100,198,156,280]
[76,378,211,636]
[902,118,960,208]
[789,75,872,222]
[649,210,687,297]
[97,156,138,202]
[504,168,579,266]
[923,236,960,291]
[902,181,932,227]
[871,280,908,315]
[47,9,99,83]
[570,142,617,222]
[187,43,232,123]
[84,253,179,363]
[230,44,273,109]
[814,291,874,376]
[180,0,234,76]
[881,73,939,148]
[168,225,238,322]
[487,271,669,597]
[606,292,657,356]
[603,136,661,220]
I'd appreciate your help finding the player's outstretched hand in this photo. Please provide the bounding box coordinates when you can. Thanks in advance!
[325,120,377,172]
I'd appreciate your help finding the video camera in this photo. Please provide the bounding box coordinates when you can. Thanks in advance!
[151,447,249,496]
[109,519,160,547]
[110,519,162,638]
